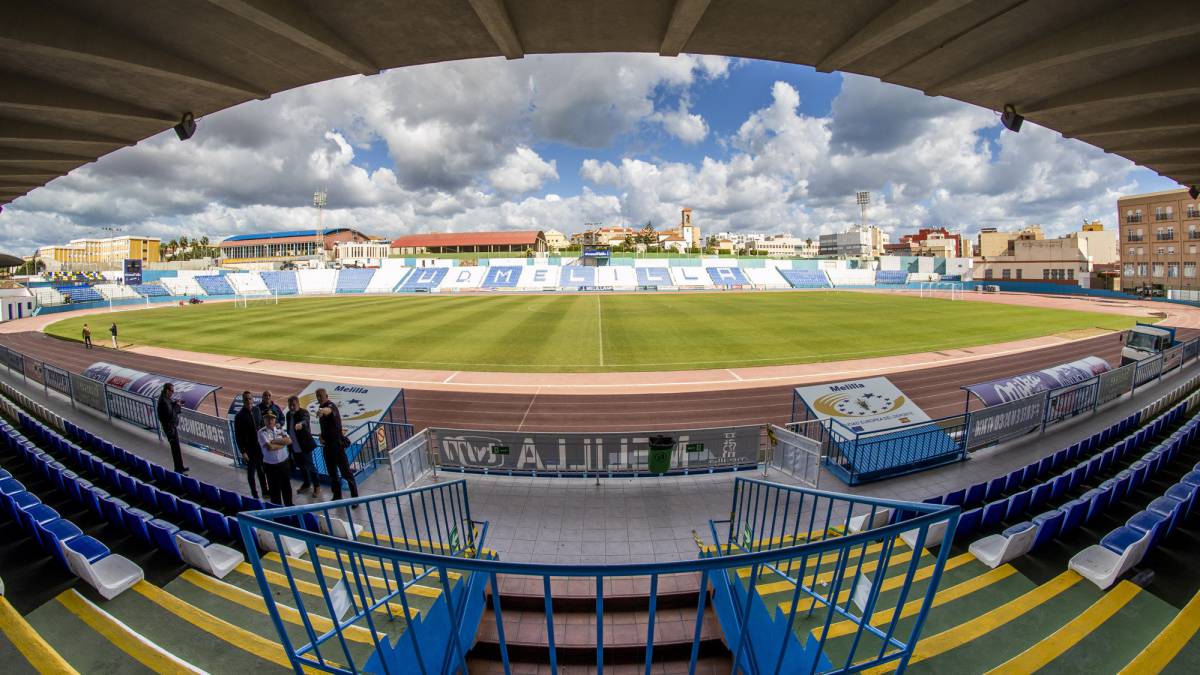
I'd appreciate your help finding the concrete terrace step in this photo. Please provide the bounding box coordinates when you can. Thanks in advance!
[464,655,735,674]
[493,572,703,611]
[471,604,726,665]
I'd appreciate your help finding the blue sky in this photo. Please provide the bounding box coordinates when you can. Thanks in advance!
[0,54,1181,254]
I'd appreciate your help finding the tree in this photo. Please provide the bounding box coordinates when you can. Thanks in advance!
[636,221,657,246]
[200,236,210,247]
[178,236,189,249]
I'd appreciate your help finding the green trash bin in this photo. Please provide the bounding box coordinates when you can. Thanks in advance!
[647,434,674,474]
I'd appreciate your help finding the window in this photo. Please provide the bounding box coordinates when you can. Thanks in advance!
[1043,268,1050,279]
[1016,269,1023,279]
[984,268,994,279]
[1168,262,1180,278]
[1157,228,1175,240]
[1138,247,1145,255]
[1138,263,1148,277]
[1153,263,1165,277]
[1187,204,1199,219]
[1124,263,1136,276]
[1068,269,1075,280]
[1157,247,1166,255]
[1186,262,1196,278]
[1002,269,1011,279]
[1191,245,1198,255]
[1169,246,1176,254]
[1127,247,1135,256]
[1126,209,1143,223]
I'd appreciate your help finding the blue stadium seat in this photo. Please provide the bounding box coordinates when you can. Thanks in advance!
[219,488,243,513]
[335,269,375,293]
[1029,482,1053,512]
[953,507,983,543]
[201,482,222,509]
[874,270,908,285]
[1005,489,1032,521]
[1059,498,1089,534]
[202,507,234,540]
[1147,496,1185,538]
[195,275,235,296]
[964,482,987,508]
[259,271,298,295]
[1126,510,1171,550]
[980,500,1006,530]
[176,499,205,532]
[778,269,831,289]
[1165,483,1197,519]
[40,518,83,569]
[121,507,154,545]
[1030,510,1065,551]
[1004,468,1024,494]
[944,488,966,507]
[133,283,170,297]
[148,519,183,560]
[984,476,1006,503]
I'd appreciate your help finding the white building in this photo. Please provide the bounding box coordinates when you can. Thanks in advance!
[334,240,391,266]
[819,226,889,257]
[745,235,819,257]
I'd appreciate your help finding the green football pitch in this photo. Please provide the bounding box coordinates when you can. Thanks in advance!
[45,292,1137,373]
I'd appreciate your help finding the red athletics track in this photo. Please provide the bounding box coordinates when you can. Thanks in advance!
[2,328,1189,432]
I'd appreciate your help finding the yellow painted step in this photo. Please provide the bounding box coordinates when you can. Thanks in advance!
[313,546,461,582]
[178,569,381,645]
[862,570,1084,674]
[131,580,331,673]
[56,589,203,675]
[0,594,78,675]
[232,562,419,620]
[1119,588,1200,675]
[822,564,1019,640]
[264,553,443,599]
[987,580,1141,674]
[776,552,977,614]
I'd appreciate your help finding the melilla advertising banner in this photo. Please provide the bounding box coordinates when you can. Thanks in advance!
[83,361,218,411]
[433,426,761,473]
[963,356,1111,407]
[794,377,932,434]
[294,381,403,433]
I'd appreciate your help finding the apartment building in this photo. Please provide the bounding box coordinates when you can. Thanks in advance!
[1118,188,1200,292]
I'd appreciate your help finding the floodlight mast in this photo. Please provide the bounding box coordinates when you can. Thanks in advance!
[856,191,870,230]
[313,191,327,263]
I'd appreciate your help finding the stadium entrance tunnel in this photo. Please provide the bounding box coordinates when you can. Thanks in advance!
[237,478,959,673]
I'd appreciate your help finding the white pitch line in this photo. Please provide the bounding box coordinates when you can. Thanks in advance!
[443,371,459,384]
[517,387,540,431]
[596,294,604,367]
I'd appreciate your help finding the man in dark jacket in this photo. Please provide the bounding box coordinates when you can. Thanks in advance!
[156,383,188,473]
[254,390,284,431]
[286,395,321,499]
[234,390,268,498]
[316,387,357,503]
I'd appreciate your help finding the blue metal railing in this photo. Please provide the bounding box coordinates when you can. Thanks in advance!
[239,477,959,674]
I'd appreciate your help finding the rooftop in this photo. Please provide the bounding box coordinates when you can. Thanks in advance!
[221,228,356,243]
[391,230,544,247]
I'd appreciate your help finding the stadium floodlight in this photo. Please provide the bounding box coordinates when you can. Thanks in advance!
[313,190,327,262]
[856,191,870,229]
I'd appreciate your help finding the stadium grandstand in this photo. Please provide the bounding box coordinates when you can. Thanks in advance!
[390,231,547,255]
[219,228,371,265]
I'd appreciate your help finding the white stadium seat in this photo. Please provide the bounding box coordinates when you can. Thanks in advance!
[176,531,243,579]
[318,515,364,540]
[256,528,308,558]
[900,519,948,550]
[848,507,893,533]
[1068,526,1151,589]
[969,521,1037,569]
[62,536,144,600]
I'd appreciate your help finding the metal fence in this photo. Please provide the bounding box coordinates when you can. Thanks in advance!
[790,338,1200,485]
[238,477,959,674]
[765,423,822,488]
[389,429,434,490]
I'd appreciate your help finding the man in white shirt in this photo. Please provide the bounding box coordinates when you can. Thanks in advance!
[258,410,293,506]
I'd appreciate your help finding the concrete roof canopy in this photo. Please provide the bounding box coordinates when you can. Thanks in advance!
[0,0,1197,209]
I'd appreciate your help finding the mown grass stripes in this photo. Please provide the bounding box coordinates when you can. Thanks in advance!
[45,292,1136,372]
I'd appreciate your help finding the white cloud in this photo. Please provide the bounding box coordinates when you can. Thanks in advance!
[0,58,1152,256]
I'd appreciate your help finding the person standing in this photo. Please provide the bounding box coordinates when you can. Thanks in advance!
[254,391,284,431]
[316,388,358,503]
[258,411,293,506]
[234,391,268,498]
[156,383,188,473]
[286,395,321,499]
[82,324,92,349]
[109,322,118,349]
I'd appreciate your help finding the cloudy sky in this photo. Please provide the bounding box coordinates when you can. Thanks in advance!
[0,53,1179,255]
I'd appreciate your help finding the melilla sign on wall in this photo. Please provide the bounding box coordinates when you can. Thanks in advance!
[794,377,933,434]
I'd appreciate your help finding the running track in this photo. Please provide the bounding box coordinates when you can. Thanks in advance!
[2,328,1185,432]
